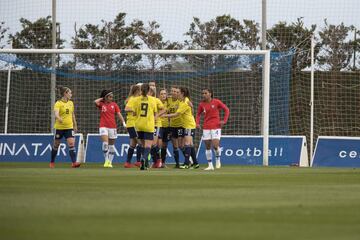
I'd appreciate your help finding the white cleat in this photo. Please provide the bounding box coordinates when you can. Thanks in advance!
[215,160,221,169]
[204,166,214,171]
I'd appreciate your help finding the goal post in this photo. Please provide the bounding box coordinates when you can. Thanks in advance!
[0,48,271,166]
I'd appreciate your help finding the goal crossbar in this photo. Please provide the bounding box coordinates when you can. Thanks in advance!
[0,48,269,56]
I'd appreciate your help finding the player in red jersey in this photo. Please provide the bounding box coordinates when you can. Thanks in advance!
[95,90,126,168]
[196,88,230,170]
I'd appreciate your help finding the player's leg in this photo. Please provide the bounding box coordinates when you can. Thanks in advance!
[171,127,180,168]
[211,129,222,169]
[203,130,214,170]
[65,130,80,168]
[125,127,137,167]
[180,129,196,168]
[160,127,170,167]
[100,127,110,167]
[50,130,62,168]
[107,129,117,168]
[150,128,161,168]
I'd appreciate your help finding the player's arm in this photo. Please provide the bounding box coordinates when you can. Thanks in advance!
[124,99,135,113]
[72,112,78,132]
[94,98,103,107]
[117,112,126,127]
[195,104,203,128]
[115,105,126,127]
[54,103,62,123]
[218,100,230,125]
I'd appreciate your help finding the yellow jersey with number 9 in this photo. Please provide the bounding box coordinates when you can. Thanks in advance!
[54,100,74,130]
[131,95,158,133]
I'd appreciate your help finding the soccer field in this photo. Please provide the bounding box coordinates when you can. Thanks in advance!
[0,163,359,240]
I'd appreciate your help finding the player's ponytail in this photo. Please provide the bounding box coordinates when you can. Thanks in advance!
[56,86,70,98]
[180,87,191,101]
[141,83,150,97]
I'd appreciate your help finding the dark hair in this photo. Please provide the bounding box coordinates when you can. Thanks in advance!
[180,87,190,100]
[56,86,70,97]
[148,87,156,97]
[141,83,150,96]
[128,85,140,97]
[203,88,213,98]
[100,89,112,98]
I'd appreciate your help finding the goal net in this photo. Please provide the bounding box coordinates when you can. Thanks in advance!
[0,49,273,165]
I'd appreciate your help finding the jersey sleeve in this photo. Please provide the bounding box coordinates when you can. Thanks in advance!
[114,103,120,113]
[196,103,203,125]
[54,101,61,111]
[156,98,164,110]
[217,99,230,123]
[176,101,188,114]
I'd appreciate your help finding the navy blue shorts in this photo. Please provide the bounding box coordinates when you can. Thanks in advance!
[184,128,195,137]
[127,127,138,139]
[154,127,163,138]
[137,131,154,140]
[160,127,171,142]
[54,129,74,140]
[170,127,184,139]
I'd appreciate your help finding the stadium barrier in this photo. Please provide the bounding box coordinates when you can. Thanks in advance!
[311,136,360,167]
[197,136,308,166]
[0,133,84,162]
[0,133,308,166]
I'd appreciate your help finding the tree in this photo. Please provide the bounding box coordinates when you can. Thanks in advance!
[183,15,241,70]
[9,16,64,67]
[72,13,141,71]
[238,19,260,50]
[267,18,317,72]
[131,20,181,71]
[317,20,355,71]
[0,21,8,49]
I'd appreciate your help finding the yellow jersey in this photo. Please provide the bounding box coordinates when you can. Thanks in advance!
[154,98,164,128]
[167,97,182,128]
[125,96,138,128]
[177,99,196,129]
[54,100,74,130]
[160,100,169,128]
[129,95,158,133]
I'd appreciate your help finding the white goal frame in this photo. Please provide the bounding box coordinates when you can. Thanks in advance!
[0,48,271,166]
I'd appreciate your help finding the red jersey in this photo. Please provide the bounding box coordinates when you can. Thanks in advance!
[196,98,230,130]
[98,101,121,128]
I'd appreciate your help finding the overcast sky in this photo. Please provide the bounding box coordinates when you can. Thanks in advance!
[1,0,359,45]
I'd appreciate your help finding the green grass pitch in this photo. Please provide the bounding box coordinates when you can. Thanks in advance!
[0,163,360,240]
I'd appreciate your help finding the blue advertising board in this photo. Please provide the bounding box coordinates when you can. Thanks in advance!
[85,134,178,163]
[197,136,308,166]
[312,136,360,167]
[0,134,83,162]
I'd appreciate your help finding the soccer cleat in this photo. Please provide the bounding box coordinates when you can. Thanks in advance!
[174,164,180,169]
[124,162,133,168]
[71,162,81,168]
[103,160,112,168]
[49,162,55,168]
[204,165,214,171]
[154,159,162,168]
[215,160,221,169]
[179,164,190,169]
[134,161,142,168]
[191,163,200,169]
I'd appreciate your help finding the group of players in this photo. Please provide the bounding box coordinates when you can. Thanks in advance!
[50,81,230,171]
